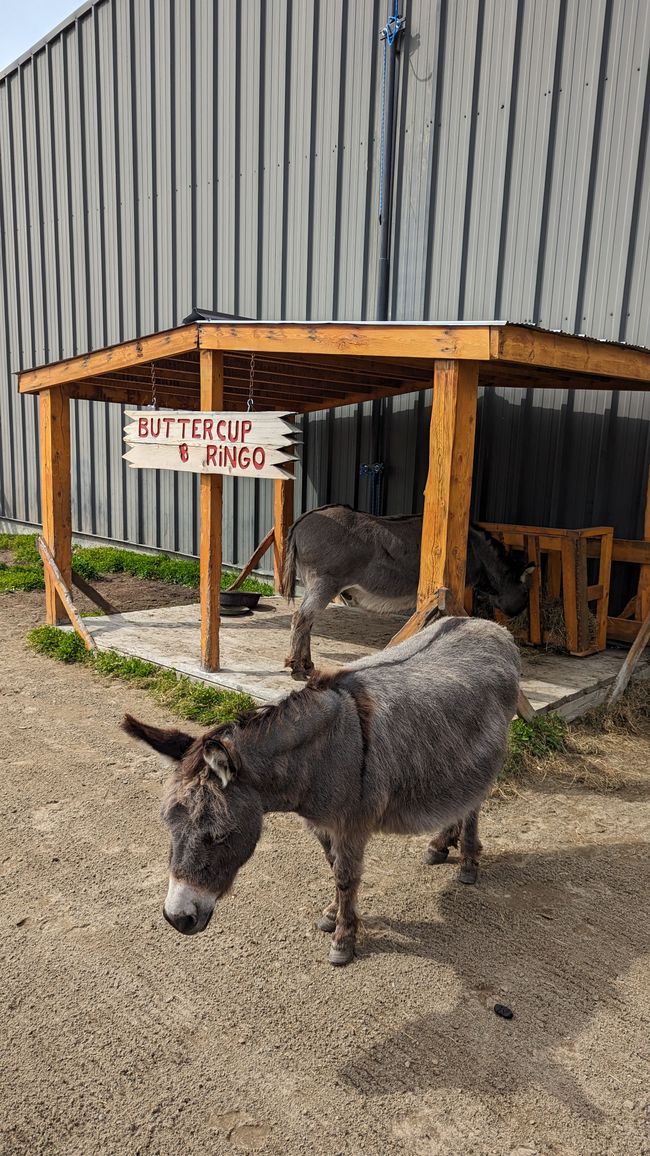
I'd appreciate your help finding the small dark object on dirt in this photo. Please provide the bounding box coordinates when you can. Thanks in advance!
[221,590,261,610]
[494,1003,514,1020]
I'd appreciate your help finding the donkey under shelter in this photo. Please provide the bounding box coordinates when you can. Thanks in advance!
[123,616,520,966]
[281,504,534,679]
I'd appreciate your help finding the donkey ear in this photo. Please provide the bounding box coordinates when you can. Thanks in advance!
[121,714,194,764]
[520,562,536,584]
[202,735,241,788]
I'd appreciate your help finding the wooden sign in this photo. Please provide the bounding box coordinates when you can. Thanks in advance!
[123,410,300,480]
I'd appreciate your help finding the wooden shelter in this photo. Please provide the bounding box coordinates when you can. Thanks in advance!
[18,320,650,672]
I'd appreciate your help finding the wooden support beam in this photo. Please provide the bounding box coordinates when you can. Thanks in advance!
[199,350,224,671]
[608,605,650,705]
[39,387,72,624]
[638,466,650,621]
[199,322,492,361]
[274,477,295,593]
[37,537,96,650]
[494,325,650,385]
[526,534,542,645]
[19,325,199,392]
[229,528,275,591]
[595,529,613,651]
[417,360,478,611]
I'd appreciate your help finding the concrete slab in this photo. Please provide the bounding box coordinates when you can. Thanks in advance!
[81,597,647,718]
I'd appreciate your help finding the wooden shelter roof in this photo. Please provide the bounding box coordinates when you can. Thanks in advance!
[18,321,650,410]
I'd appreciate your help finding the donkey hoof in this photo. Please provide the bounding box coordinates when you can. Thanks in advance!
[328,942,354,966]
[424,847,449,866]
[290,667,311,682]
[458,866,478,885]
[316,914,336,933]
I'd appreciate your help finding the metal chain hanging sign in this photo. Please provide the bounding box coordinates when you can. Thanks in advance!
[123,409,300,480]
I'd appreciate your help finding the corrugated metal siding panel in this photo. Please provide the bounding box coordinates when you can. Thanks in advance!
[0,0,649,577]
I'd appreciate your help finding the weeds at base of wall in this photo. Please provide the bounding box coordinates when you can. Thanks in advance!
[0,534,273,595]
[27,625,254,727]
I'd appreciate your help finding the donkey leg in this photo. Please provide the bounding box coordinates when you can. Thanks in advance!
[285,577,339,681]
[424,821,462,866]
[328,839,365,967]
[312,828,338,933]
[458,809,483,885]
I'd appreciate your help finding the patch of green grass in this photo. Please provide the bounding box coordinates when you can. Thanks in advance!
[0,533,274,596]
[151,670,255,725]
[221,571,273,594]
[0,566,44,592]
[502,713,568,779]
[27,624,88,663]
[26,625,254,726]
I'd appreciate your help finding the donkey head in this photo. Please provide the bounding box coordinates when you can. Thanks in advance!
[122,715,262,935]
[491,558,536,617]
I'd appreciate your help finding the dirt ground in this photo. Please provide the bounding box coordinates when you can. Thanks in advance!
[1,586,649,1156]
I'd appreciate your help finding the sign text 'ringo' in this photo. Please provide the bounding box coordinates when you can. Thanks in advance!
[123,410,300,480]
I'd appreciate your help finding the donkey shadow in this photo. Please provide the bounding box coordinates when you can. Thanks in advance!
[339,840,650,1118]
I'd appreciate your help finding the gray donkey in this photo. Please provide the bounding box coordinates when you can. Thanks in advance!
[281,504,534,679]
[123,616,520,966]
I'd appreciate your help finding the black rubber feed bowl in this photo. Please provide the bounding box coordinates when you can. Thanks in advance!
[221,590,262,610]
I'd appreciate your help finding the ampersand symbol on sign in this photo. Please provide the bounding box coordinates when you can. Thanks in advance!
[179,443,189,462]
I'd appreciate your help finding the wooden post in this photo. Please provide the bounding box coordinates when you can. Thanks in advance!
[608,603,650,705]
[639,466,650,621]
[525,534,542,645]
[39,386,72,624]
[417,360,479,611]
[199,350,224,671]
[596,529,613,651]
[273,477,294,593]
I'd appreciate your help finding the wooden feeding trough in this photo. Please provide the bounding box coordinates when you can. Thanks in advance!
[17,320,650,685]
[477,523,614,656]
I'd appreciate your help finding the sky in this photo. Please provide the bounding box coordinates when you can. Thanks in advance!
[0,0,81,73]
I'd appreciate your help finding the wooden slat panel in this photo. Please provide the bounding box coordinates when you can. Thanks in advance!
[607,618,641,643]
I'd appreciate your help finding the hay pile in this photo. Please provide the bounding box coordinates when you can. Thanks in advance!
[506,597,599,652]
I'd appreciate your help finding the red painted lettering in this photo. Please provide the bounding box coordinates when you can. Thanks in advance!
[205,445,217,465]
[227,420,240,442]
[241,420,252,442]
[150,417,161,438]
[238,446,251,469]
[179,443,189,463]
[203,418,214,441]
[191,418,202,439]
[178,417,191,437]
[216,419,227,440]
[138,417,149,438]
[252,446,266,470]
[224,445,237,469]
[163,417,174,437]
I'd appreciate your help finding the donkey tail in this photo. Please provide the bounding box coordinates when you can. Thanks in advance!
[280,521,298,601]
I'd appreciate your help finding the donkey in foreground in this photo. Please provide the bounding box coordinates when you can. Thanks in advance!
[123,616,520,966]
[281,504,534,679]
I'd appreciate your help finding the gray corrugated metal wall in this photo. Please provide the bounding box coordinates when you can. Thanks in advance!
[1,0,649,597]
